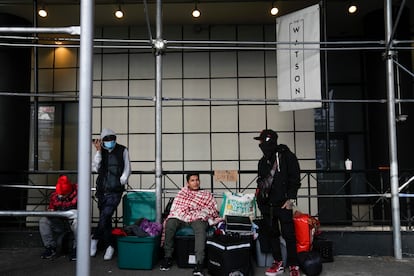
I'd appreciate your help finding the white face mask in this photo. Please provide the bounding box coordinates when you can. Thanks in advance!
[103,140,116,150]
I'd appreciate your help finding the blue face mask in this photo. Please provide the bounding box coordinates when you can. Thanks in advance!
[103,140,116,150]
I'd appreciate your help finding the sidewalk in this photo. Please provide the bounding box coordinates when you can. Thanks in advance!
[1,247,414,276]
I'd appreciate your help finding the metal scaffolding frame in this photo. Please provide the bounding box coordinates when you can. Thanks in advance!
[0,0,412,274]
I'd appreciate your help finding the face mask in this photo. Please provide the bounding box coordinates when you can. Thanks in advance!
[103,140,116,150]
[259,141,277,159]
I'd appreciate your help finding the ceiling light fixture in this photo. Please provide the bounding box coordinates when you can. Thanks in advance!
[114,5,124,19]
[348,3,357,14]
[270,1,279,16]
[192,1,201,18]
[38,5,47,18]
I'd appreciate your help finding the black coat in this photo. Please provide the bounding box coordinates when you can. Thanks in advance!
[257,144,301,208]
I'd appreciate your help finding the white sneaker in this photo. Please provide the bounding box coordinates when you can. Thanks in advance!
[90,239,98,257]
[103,245,115,261]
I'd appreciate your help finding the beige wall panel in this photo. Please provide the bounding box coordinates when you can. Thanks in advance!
[129,106,155,133]
[296,132,316,159]
[93,56,102,80]
[211,161,239,171]
[37,48,54,68]
[129,80,155,106]
[163,106,182,133]
[184,52,210,78]
[211,79,238,104]
[277,132,295,151]
[183,79,210,105]
[211,52,237,78]
[162,134,183,160]
[92,108,101,134]
[163,52,183,78]
[129,53,155,79]
[129,134,155,162]
[265,76,277,99]
[102,54,129,79]
[239,105,266,131]
[54,47,78,68]
[92,80,102,105]
[267,105,294,131]
[183,134,210,160]
[295,109,316,131]
[210,25,236,40]
[183,25,210,40]
[265,51,277,76]
[184,106,210,132]
[238,25,264,41]
[211,133,239,160]
[163,79,183,106]
[239,78,265,99]
[183,161,212,173]
[102,80,128,106]
[238,51,265,77]
[240,133,262,160]
[101,107,127,133]
[211,106,238,132]
[37,69,54,92]
[54,68,77,92]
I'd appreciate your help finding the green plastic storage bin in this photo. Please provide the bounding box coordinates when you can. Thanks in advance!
[117,191,160,269]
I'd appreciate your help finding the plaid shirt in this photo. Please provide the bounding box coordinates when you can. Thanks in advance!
[167,186,219,222]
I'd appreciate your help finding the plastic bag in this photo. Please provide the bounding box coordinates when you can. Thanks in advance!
[219,192,257,220]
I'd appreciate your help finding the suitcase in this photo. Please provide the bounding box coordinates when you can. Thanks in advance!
[297,251,323,276]
[206,234,252,276]
[225,215,252,234]
[117,191,160,270]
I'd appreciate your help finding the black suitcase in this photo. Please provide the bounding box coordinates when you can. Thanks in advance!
[207,234,252,276]
[297,251,323,276]
[225,215,252,234]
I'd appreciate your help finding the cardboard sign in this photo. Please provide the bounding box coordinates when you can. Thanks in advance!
[214,170,238,182]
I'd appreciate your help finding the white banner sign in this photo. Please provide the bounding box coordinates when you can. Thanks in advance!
[276,4,322,111]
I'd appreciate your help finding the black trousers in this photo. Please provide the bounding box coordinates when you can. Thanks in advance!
[260,206,298,267]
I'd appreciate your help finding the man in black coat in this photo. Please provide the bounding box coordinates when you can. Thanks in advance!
[254,129,301,276]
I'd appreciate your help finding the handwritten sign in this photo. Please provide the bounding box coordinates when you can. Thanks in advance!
[214,170,238,182]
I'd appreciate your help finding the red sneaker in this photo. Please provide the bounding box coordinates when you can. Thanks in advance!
[265,261,284,276]
[289,265,300,276]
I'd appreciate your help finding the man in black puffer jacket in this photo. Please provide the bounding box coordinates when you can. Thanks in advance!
[254,129,301,276]
[91,128,131,261]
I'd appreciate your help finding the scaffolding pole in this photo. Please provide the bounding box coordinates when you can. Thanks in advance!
[76,0,94,275]
[384,0,402,260]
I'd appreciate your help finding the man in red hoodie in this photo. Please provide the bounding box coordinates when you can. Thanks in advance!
[39,175,78,261]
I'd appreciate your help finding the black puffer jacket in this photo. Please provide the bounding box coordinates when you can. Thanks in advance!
[257,144,301,208]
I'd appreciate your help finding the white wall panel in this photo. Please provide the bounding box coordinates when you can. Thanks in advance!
[162,134,183,160]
